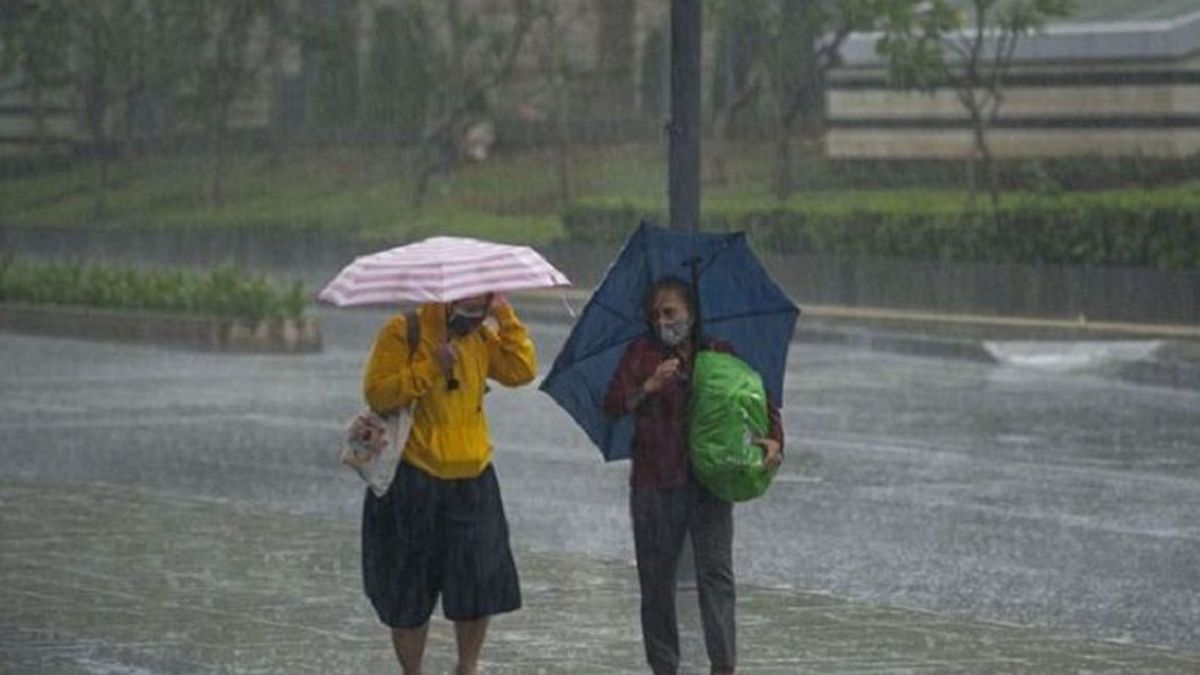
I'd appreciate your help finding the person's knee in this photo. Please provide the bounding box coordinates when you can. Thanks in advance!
[695,551,734,582]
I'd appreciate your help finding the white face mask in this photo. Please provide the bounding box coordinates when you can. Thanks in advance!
[656,319,691,347]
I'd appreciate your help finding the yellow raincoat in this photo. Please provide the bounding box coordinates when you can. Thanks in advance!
[363,302,537,479]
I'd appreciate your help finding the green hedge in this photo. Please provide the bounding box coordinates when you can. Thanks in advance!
[0,258,307,321]
[788,155,1200,192]
[563,188,1200,271]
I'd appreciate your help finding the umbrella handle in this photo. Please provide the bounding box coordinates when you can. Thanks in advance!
[685,256,703,348]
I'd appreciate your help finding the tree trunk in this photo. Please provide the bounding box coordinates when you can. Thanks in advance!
[84,73,109,222]
[793,0,826,162]
[31,83,47,154]
[210,99,232,207]
[411,137,449,209]
[711,107,733,187]
[594,0,636,110]
[92,153,109,222]
[555,86,573,207]
[972,118,999,214]
[551,15,573,207]
[710,21,756,188]
[771,0,823,200]
[773,119,792,201]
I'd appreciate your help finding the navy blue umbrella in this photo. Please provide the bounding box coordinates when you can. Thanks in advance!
[540,221,800,461]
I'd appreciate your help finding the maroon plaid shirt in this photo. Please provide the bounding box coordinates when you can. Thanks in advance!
[604,337,784,490]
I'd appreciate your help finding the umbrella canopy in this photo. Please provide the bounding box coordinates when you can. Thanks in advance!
[539,221,800,461]
[318,236,570,306]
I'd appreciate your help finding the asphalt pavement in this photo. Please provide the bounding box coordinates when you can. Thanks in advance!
[2,304,1200,673]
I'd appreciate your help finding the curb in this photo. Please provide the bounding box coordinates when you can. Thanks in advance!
[0,303,323,353]
[795,324,999,363]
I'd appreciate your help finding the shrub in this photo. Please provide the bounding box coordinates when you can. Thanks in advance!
[562,188,1200,271]
[0,257,308,321]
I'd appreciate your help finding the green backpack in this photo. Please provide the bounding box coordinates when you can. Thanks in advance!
[688,350,776,502]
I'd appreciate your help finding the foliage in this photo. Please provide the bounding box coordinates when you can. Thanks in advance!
[364,4,434,137]
[307,6,361,129]
[881,0,1078,209]
[0,257,307,321]
[405,0,540,207]
[638,23,668,120]
[0,1,71,134]
[563,186,1200,271]
[708,0,959,199]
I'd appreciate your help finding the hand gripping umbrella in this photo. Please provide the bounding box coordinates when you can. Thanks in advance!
[540,222,799,461]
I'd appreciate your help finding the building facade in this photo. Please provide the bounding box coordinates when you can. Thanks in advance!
[827,9,1200,159]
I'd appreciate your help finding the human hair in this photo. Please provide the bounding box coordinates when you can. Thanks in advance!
[644,276,695,319]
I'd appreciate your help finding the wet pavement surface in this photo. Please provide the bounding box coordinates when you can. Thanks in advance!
[4,482,1199,674]
[3,306,1200,672]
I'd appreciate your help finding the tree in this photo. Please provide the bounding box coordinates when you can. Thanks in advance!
[407,0,538,208]
[0,0,71,154]
[882,0,1076,210]
[532,1,578,208]
[708,8,759,185]
[710,0,937,199]
[179,0,295,206]
[307,0,361,132]
[593,0,636,110]
[365,3,434,139]
[2,2,210,216]
[638,22,668,121]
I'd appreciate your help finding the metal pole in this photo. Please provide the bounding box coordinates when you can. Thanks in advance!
[669,0,701,233]
[669,0,701,590]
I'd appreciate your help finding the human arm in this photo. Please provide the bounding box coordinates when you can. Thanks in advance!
[604,341,650,417]
[757,403,785,470]
[362,310,444,413]
[484,299,537,387]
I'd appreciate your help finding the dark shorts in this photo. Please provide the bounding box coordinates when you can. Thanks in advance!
[362,461,521,629]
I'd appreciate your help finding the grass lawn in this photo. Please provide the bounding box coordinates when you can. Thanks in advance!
[0,144,676,246]
[3,142,1198,250]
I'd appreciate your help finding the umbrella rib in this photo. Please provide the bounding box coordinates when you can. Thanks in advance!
[544,296,646,383]
[704,307,801,324]
[562,329,649,371]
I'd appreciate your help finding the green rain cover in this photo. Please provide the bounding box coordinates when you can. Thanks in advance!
[688,350,775,502]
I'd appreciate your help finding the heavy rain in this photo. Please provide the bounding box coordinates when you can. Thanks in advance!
[2,1,1199,673]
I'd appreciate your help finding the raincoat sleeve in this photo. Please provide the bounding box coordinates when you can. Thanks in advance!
[710,342,785,452]
[604,341,647,418]
[362,312,442,413]
[484,304,537,387]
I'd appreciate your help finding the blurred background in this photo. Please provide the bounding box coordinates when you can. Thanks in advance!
[1,0,1197,322]
[3,1,1200,673]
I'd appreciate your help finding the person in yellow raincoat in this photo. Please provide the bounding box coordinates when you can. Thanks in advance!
[360,293,536,675]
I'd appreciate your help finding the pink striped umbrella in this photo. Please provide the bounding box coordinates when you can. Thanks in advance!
[317,236,571,306]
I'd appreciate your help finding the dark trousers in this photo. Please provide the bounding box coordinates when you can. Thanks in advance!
[631,475,736,674]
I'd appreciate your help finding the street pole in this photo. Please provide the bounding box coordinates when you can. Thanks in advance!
[669,0,701,233]
[669,0,701,589]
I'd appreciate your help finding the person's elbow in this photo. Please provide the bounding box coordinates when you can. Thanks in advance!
[493,357,537,387]
[501,368,537,387]
[363,377,397,413]
[601,388,627,419]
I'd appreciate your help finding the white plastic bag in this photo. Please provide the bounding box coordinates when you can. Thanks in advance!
[339,407,413,497]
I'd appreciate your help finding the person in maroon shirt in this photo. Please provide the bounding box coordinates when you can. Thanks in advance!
[604,277,784,675]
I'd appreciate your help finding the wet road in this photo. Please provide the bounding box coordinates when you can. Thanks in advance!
[2,306,1199,653]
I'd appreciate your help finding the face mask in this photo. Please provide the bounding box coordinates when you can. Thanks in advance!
[656,319,691,348]
[448,307,486,336]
